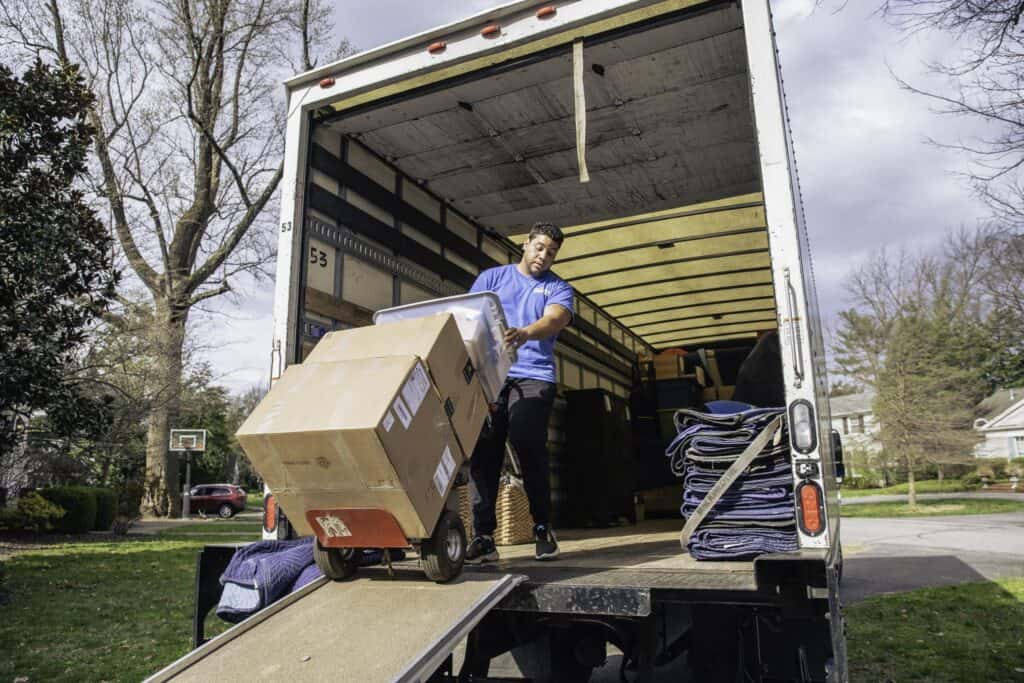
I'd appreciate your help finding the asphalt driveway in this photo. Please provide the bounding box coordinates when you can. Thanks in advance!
[839,511,1024,602]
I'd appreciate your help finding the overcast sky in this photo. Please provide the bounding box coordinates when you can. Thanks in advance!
[197,0,991,393]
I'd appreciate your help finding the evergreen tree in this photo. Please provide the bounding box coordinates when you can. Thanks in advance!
[0,61,118,460]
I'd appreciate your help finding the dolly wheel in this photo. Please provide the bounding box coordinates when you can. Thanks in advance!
[314,541,359,581]
[422,510,466,583]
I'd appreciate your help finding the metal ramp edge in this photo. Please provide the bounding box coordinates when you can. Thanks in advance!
[144,572,525,683]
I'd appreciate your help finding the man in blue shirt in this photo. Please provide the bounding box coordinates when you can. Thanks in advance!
[466,222,574,562]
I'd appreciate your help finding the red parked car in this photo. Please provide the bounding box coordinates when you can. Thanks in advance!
[188,484,247,518]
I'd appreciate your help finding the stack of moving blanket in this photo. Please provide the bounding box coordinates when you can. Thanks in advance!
[665,403,799,560]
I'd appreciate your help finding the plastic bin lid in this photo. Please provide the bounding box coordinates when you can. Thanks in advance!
[374,293,517,399]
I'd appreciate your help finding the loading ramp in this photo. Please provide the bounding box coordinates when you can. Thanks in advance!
[145,569,523,683]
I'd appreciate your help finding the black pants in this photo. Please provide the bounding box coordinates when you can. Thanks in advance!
[469,377,556,537]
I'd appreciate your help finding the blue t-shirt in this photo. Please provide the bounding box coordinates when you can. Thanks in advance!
[470,264,574,384]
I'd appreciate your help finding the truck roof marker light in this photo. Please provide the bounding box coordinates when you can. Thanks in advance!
[789,399,817,454]
[536,6,557,19]
[318,77,335,89]
[427,41,447,54]
[796,481,824,536]
[481,24,501,38]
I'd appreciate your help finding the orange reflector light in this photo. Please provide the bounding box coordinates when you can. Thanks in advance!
[481,24,500,38]
[797,482,823,536]
[536,6,557,18]
[318,77,335,89]
[427,41,447,54]
[263,494,278,533]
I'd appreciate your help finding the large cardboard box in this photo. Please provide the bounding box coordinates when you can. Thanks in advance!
[643,357,706,385]
[236,355,462,540]
[305,314,489,459]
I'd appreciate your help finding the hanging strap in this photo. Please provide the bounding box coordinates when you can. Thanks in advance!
[572,40,590,183]
[679,415,784,551]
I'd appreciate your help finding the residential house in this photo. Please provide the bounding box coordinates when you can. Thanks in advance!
[829,391,882,453]
[973,387,1024,459]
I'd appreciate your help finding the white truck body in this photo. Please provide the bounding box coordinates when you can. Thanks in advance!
[184,2,850,680]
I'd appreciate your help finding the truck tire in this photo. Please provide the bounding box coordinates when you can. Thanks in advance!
[314,542,359,581]
[421,509,466,583]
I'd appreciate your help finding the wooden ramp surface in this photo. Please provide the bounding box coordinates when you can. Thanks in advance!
[147,572,521,683]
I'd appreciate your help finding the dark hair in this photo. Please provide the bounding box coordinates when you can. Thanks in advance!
[528,221,564,245]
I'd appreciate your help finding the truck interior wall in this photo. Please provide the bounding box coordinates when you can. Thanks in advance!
[298,126,646,392]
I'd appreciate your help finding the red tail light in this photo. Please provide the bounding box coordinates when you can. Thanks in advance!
[263,494,278,533]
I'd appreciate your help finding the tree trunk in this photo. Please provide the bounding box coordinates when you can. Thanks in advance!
[223,450,237,484]
[907,463,917,507]
[141,298,188,517]
[937,464,944,491]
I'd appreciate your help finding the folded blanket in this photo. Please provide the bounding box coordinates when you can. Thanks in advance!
[682,486,792,507]
[681,498,796,522]
[216,539,405,623]
[688,526,799,560]
[217,538,317,624]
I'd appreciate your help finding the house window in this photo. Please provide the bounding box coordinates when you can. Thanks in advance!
[1015,436,1024,457]
[852,415,865,434]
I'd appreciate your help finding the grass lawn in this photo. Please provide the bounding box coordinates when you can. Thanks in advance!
[841,497,1024,518]
[0,517,262,683]
[842,479,976,498]
[846,577,1024,682]
[245,491,263,508]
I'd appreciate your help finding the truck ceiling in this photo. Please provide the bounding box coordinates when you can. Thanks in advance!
[304,0,777,349]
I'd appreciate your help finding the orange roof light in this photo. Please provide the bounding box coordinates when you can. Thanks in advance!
[536,6,557,18]
[318,77,336,89]
[427,41,447,54]
[481,24,501,38]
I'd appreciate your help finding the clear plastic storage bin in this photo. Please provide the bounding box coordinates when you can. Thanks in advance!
[374,292,516,402]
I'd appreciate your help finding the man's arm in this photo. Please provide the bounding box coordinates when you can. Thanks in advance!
[505,304,572,348]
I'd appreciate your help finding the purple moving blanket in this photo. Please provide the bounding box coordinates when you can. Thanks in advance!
[216,538,404,623]
[688,527,799,560]
[217,537,318,624]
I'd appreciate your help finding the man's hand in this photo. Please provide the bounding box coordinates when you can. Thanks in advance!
[505,327,529,349]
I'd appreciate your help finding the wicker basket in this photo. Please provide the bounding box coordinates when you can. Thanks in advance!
[457,485,473,539]
[494,476,534,545]
[455,478,534,546]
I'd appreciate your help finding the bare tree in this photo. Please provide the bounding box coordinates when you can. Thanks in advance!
[833,245,987,502]
[0,0,347,515]
[871,1,1024,225]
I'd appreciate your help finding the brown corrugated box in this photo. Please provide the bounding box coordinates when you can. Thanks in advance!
[236,356,461,540]
[305,314,489,459]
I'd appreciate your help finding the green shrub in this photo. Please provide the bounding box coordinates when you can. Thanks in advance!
[841,477,876,490]
[1007,458,1024,479]
[0,493,66,532]
[112,481,143,535]
[38,486,97,533]
[977,460,1008,480]
[962,472,984,489]
[91,488,116,531]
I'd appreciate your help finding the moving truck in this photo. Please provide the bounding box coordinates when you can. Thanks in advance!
[167,1,849,681]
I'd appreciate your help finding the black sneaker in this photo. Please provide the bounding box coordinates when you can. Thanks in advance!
[465,535,499,563]
[534,524,559,560]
